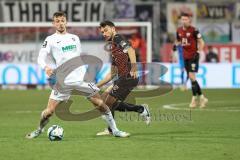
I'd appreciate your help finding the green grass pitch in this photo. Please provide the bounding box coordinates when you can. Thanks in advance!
[0,89,240,160]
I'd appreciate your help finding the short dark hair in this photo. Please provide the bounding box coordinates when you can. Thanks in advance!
[99,20,115,28]
[180,12,191,18]
[53,11,67,19]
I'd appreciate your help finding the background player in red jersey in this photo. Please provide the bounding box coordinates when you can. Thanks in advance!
[174,13,208,108]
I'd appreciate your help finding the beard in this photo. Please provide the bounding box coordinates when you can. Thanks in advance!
[183,23,190,28]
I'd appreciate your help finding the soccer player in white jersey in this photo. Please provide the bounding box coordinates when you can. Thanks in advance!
[25,11,129,138]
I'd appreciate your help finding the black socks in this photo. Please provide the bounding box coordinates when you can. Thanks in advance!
[114,102,144,113]
[191,80,202,96]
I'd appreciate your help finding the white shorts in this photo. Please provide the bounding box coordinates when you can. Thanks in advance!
[50,81,99,101]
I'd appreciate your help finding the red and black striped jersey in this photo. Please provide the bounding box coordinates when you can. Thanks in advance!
[110,34,132,77]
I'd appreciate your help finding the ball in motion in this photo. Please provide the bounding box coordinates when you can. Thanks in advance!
[47,125,64,141]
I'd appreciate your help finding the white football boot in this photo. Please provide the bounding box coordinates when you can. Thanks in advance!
[189,96,198,108]
[113,130,130,138]
[139,104,151,125]
[199,95,208,108]
[96,128,112,136]
[25,128,44,139]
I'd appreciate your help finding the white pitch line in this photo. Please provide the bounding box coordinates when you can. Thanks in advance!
[5,101,240,114]
[14,110,84,114]
[162,100,240,112]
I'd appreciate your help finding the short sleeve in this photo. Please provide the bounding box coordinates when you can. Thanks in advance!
[111,56,116,66]
[112,61,116,66]
[113,34,131,53]
[176,31,181,41]
[41,37,51,53]
[194,28,202,39]
[76,35,82,53]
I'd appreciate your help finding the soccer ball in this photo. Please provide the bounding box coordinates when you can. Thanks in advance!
[47,125,64,141]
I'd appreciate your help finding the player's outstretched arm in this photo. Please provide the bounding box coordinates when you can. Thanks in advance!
[127,47,138,79]
[96,72,112,88]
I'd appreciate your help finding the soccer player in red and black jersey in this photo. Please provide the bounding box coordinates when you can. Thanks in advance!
[96,20,151,136]
[174,13,208,108]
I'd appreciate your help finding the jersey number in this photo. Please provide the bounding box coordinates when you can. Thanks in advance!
[181,38,189,46]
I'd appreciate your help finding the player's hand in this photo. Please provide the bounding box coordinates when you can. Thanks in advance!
[44,66,54,77]
[173,44,177,51]
[195,51,200,60]
[47,74,57,86]
[130,65,138,79]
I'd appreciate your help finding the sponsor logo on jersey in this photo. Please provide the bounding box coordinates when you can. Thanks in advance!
[62,45,77,52]
[112,85,119,91]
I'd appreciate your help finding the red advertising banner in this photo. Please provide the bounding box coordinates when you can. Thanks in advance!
[160,43,240,63]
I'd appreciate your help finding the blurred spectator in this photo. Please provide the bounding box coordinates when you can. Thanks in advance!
[113,0,135,19]
[129,33,146,62]
[206,46,219,63]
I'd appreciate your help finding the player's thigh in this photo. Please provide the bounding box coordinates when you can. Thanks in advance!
[184,60,190,73]
[89,92,116,107]
[110,87,130,101]
[110,80,137,102]
[49,89,70,102]
[190,54,199,72]
[185,59,199,73]
[188,72,196,81]
[104,94,117,108]
[101,85,113,102]
[47,89,71,113]
[89,92,104,107]
[68,81,100,98]
[70,81,103,107]
[47,98,61,112]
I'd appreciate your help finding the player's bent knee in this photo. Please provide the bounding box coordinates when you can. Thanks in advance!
[106,100,115,108]
[90,97,104,107]
[189,73,196,81]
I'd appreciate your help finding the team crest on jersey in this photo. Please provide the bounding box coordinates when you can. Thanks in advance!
[112,85,119,91]
[120,40,127,47]
[72,37,76,41]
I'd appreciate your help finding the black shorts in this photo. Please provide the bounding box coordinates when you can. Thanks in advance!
[184,53,199,73]
[110,75,139,101]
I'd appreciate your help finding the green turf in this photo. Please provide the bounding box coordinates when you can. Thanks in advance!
[0,89,240,160]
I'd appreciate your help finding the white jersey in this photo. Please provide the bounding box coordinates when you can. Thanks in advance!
[38,33,86,83]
